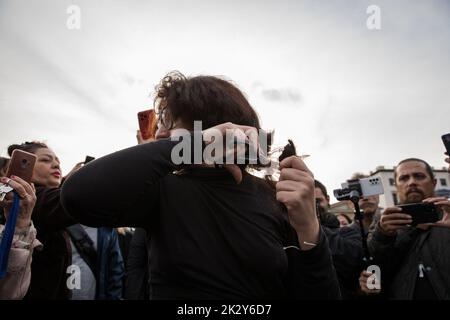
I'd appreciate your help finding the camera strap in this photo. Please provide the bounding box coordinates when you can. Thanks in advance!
[66,224,98,280]
[0,192,20,278]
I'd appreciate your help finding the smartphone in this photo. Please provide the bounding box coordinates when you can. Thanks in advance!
[442,133,450,155]
[398,202,439,225]
[5,149,37,183]
[84,156,95,164]
[138,109,156,140]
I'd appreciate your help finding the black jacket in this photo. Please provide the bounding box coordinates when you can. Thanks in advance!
[95,227,125,300]
[368,223,450,299]
[25,185,76,300]
[23,185,123,300]
[125,228,150,300]
[323,223,364,299]
[61,137,341,299]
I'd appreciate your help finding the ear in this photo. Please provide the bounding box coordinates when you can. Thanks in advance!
[326,195,330,204]
[432,178,437,188]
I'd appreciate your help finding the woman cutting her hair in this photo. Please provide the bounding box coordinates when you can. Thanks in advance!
[62,71,340,299]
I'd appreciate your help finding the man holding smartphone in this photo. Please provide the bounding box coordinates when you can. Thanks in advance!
[367,158,450,299]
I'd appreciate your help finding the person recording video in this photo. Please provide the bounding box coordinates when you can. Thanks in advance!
[0,175,41,299]
[315,179,365,299]
[367,158,450,299]
[3,142,124,300]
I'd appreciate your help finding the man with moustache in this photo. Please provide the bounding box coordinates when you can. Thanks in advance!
[367,158,450,299]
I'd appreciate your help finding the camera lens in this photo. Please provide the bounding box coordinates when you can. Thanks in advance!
[21,158,28,168]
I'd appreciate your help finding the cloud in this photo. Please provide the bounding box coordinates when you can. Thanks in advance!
[260,88,301,103]
[120,73,137,86]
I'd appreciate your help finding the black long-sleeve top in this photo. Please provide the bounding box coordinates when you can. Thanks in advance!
[24,185,77,299]
[323,225,364,299]
[125,228,150,300]
[61,137,340,299]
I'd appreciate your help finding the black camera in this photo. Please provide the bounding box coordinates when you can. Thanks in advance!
[334,176,384,202]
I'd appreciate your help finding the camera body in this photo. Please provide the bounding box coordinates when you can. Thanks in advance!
[397,202,439,225]
[334,176,384,201]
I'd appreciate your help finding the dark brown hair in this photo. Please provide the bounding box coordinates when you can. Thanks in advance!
[394,158,435,181]
[8,141,48,156]
[337,213,352,224]
[0,157,10,176]
[154,71,261,130]
[314,179,329,198]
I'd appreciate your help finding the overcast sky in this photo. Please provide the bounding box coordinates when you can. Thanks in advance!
[1,0,449,201]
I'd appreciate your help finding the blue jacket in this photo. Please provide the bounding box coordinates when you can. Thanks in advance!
[96,227,124,300]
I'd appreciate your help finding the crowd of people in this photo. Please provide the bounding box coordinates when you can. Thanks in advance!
[0,71,449,300]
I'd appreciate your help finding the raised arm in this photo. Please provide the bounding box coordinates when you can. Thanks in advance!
[61,138,184,228]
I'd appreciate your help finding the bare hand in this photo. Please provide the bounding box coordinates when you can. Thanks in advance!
[0,176,36,229]
[430,213,450,228]
[202,122,259,184]
[379,207,412,236]
[422,197,450,229]
[359,270,381,295]
[422,196,450,214]
[276,155,319,250]
[136,130,155,145]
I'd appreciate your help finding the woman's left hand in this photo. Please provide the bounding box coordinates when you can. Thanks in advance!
[276,155,319,250]
[0,176,37,229]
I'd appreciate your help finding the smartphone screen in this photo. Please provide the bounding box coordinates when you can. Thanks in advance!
[138,109,156,140]
[5,150,37,183]
[442,133,450,154]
